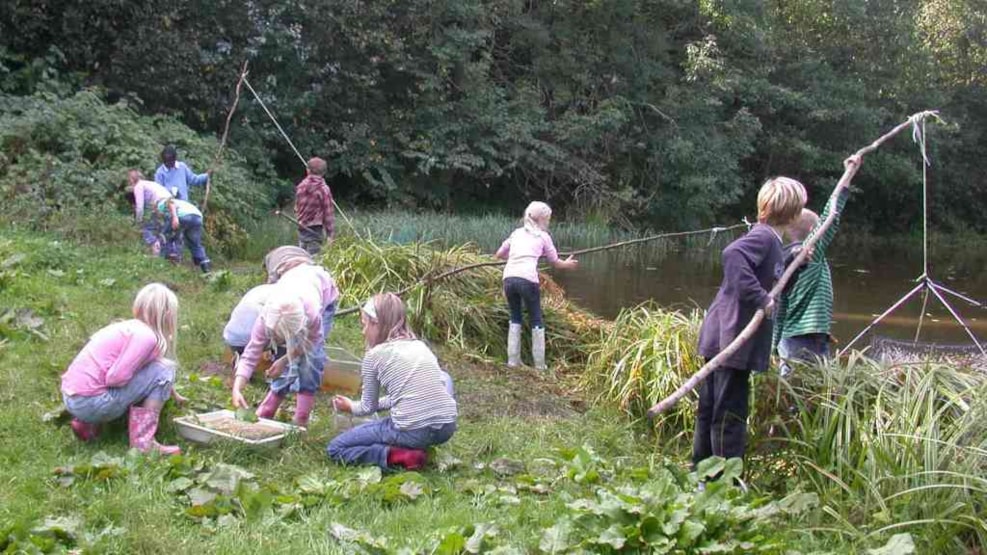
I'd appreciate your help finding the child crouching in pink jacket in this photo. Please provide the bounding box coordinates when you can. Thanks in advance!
[61,283,184,454]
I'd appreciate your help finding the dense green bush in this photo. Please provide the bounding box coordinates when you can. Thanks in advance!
[0,90,275,256]
[3,1,984,232]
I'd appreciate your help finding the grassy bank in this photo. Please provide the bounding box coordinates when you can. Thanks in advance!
[0,226,821,554]
[2,222,984,552]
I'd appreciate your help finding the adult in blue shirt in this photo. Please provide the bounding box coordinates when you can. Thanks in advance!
[154,145,210,202]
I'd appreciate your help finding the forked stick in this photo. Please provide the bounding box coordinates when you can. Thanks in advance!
[646,110,941,418]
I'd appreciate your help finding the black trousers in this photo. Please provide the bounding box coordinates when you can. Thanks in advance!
[692,366,751,468]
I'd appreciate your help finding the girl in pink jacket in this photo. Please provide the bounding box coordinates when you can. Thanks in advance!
[495,202,578,370]
[61,283,183,454]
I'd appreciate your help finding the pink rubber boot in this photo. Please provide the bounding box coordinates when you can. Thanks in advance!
[256,390,285,419]
[293,392,315,427]
[128,406,181,455]
[70,419,101,442]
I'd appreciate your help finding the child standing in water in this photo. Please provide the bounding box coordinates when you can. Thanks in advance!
[495,202,578,370]
[693,177,806,470]
[61,283,183,454]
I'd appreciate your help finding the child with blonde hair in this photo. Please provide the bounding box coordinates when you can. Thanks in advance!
[495,201,578,370]
[61,283,183,454]
[230,262,339,426]
[328,293,458,471]
[693,176,807,469]
[773,156,863,374]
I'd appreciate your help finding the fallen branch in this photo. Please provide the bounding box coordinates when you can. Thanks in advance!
[203,60,249,215]
[646,110,941,418]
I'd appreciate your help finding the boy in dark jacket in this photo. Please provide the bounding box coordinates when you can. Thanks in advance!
[693,176,807,468]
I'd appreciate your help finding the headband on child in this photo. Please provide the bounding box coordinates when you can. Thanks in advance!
[361,298,377,320]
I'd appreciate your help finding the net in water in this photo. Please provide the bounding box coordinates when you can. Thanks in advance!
[868,335,987,372]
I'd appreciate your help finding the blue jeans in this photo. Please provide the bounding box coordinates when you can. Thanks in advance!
[164,214,208,265]
[141,215,164,255]
[504,277,542,327]
[326,417,457,469]
[270,302,336,395]
[64,360,175,423]
[778,333,830,376]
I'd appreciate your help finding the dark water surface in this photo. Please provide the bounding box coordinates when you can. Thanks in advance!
[552,239,987,348]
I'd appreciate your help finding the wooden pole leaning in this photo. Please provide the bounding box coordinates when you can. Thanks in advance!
[203,60,250,215]
[646,110,941,419]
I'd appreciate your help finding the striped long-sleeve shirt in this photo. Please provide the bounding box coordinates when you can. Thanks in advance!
[773,188,850,347]
[350,339,458,430]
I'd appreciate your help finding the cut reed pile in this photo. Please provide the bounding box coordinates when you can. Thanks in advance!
[318,235,606,363]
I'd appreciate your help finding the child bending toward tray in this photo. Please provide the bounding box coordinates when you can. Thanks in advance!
[230,262,339,426]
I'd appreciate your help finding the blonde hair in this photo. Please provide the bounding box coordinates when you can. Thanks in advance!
[132,283,179,360]
[261,293,310,364]
[788,209,820,242]
[523,201,552,235]
[757,177,807,226]
[362,293,416,349]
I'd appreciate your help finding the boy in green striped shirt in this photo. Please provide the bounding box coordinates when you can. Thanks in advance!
[773,155,861,374]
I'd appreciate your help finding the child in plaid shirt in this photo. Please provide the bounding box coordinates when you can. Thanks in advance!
[294,157,335,255]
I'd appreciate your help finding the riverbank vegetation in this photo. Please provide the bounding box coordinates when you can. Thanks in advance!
[3,1,987,234]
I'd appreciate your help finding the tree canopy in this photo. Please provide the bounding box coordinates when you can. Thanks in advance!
[2,0,984,232]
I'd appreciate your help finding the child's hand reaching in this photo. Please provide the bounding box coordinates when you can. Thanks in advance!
[265,355,289,379]
[554,255,579,270]
[231,376,249,409]
[763,297,775,317]
[332,396,353,413]
[844,154,863,172]
[171,386,189,406]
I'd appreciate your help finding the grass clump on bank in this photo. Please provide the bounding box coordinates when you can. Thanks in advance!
[768,356,987,552]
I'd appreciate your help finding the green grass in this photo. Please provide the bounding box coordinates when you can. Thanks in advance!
[2,221,982,553]
[247,209,738,266]
[0,225,811,554]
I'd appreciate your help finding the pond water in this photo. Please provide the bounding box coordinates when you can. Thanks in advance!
[551,238,987,349]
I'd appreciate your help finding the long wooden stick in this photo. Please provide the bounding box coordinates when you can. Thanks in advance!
[331,223,748,317]
[646,110,941,418]
[203,60,249,214]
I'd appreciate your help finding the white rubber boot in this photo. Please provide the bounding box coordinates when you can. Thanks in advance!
[532,327,547,370]
[507,323,522,367]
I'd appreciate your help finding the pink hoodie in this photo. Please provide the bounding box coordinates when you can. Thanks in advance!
[234,264,339,380]
[61,320,160,397]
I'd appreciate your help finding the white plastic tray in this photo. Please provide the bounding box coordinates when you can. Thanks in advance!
[174,409,304,449]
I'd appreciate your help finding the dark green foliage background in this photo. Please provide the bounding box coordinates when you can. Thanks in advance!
[1,0,984,232]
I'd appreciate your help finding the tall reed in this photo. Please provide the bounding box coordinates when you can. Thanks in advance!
[765,356,987,551]
[317,235,604,363]
[581,303,704,433]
